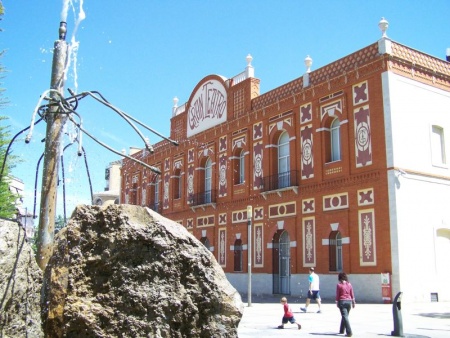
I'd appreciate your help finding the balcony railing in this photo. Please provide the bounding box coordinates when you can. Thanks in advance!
[261,170,299,192]
[188,189,217,206]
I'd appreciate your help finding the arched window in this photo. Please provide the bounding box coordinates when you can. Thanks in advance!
[431,125,446,165]
[330,118,341,162]
[200,236,210,250]
[239,150,245,184]
[149,177,160,212]
[234,149,245,185]
[329,231,343,271]
[154,179,159,210]
[173,169,181,199]
[205,158,212,203]
[234,239,243,272]
[278,131,290,188]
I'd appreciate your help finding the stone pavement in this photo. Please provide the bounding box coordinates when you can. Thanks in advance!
[237,296,450,337]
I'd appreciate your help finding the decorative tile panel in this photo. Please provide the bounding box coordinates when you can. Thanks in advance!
[187,165,194,204]
[300,103,312,124]
[254,223,264,267]
[358,188,374,206]
[354,105,372,167]
[219,136,227,152]
[359,209,377,266]
[188,148,195,163]
[163,173,169,209]
[352,81,369,105]
[219,153,227,197]
[197,215,215,227]
[254,207,264,221]
[219,228,226,267]
[323,193,349,211]
[253,122,263,140]
[253,141,263,189]
[186,218,193,229]
[218,213,227,225]
[301,124,314,179]
[164,158,170,171]
[232,209,248,223]
[269,202,296,219]
[303,217,316,267]
[302,198,315,214]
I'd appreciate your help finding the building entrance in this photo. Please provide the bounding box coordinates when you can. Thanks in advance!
[272,230,291,294]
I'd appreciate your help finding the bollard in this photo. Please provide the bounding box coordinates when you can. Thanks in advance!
[391,291,404,336]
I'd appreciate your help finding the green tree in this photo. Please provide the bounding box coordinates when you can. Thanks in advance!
[0,2,20,219]
[55,214,66,233]
[0,121,18,219]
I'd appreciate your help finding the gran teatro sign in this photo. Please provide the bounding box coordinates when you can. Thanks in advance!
[187,78,227,137]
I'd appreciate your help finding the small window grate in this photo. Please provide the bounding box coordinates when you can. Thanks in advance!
[430,292,439,302]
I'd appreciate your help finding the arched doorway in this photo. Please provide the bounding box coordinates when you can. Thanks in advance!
[272,230,291,294]
[233,239,243,272]
[329,231,343,272]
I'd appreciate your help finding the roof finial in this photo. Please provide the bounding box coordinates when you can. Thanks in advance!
[379,17,389,38]
[245,54,254,78]
[304,55,313,73]
[172,96,179,117]
[246,54,253,67]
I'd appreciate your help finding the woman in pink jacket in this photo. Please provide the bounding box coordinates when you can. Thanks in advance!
[335,272,356,337]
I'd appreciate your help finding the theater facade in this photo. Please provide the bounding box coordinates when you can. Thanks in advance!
[121,20,450,302]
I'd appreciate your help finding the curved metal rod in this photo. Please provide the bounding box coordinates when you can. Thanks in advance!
[67,114,161,174]
[67,88,79,111]
[25,89,64,142]
[83,91,154,153]
[60,143,94,224]
[0,117,44,183]
[61,143,72,222]
[33,152,45,218]
[81,145,94,203]
[56,101,84,155]
[89,90,178,146]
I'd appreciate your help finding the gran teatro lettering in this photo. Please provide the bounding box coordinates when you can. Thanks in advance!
[187,79,227,137]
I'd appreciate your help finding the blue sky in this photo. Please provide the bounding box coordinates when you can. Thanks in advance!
[1,0,450,218]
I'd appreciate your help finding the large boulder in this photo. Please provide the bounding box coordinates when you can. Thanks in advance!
[42,204,243,337]
[0,219,43,337]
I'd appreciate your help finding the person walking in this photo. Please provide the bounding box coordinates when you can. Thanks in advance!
[300,267,322,313]
[335,272,356,337]
[277,297,301,330]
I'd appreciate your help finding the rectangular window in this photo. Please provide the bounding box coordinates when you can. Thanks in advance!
[431,125,446,166]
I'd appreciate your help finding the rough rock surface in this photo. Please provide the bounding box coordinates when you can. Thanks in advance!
[0,219,43,338]
[42,204,243,337]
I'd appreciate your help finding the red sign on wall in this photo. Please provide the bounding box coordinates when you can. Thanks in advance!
[381,272,391,303]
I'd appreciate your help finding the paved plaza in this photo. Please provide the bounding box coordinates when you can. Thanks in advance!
[238,297,450,337]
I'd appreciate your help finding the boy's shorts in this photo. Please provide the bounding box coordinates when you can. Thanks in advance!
[282,316,296,324]
[307,290,320,300]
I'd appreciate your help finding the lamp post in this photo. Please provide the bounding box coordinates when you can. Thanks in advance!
[247,205,253,307]
[36,22,68,270]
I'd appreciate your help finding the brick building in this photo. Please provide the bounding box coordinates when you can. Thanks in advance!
[121,19,450,303]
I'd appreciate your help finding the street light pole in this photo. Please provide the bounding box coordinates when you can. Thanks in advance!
[36,22,68,270]
[247,205,253,307]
